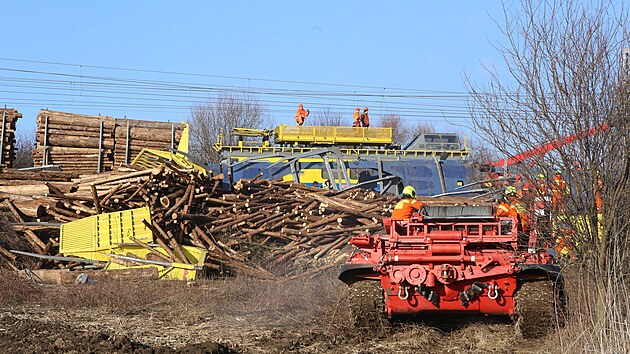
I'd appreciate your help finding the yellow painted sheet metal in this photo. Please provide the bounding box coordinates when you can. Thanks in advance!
[176,123,190,153]
[60,207,207,281]
[131,148,207,176]
[60,207,152,256]
[274,124,393,145]
[105,245,207,281]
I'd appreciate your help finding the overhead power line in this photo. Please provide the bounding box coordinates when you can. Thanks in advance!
[0,57,479,125]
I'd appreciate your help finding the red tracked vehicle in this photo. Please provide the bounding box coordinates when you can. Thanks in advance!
[339,205,566,337]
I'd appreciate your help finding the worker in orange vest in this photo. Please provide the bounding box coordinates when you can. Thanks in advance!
[496,186,530,232]
[536,173,549,194]
[391,186,425,219]
[595,173,603,214]
[294,104,309,126]
[352,107,361,127]
[551,170,568,211]
[360,107,370,127]
[532,173,551,222]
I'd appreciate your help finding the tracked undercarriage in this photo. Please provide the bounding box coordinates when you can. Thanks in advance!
[341,206,567,338]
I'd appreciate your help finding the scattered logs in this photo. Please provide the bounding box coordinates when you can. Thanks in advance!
[0,163,397,278]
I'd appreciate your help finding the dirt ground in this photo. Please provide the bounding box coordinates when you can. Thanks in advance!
[0,270,560,354]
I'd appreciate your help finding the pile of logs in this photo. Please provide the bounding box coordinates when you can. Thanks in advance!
[33,110,116,173]
[0,108,22,169]
[32,109,185,174]
[0,164,396,278]
[114,118,185,165]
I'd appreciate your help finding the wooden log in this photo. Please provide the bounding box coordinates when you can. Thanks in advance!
[0,245,17,261]
[140,219,177,262]
[37,110,116,128]
[128,236,171,263]
[0,184,49,196]
[91,168,158,186]
[36,134,115,149]
[10,199,46,218]
[159,189,185,208]
[99,183,126,206]
[314,235,351,259]
[164,183,193,217]
[90,184,101,213]
[166,230,190,265]
[114,118,185,130]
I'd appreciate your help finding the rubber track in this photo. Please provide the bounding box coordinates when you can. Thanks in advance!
[348,281,389,332]
[515,280,562,338]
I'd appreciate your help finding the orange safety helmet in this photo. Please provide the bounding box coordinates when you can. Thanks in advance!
[355,107,360,111]
[363,107,368,111]
[298,104,303,108]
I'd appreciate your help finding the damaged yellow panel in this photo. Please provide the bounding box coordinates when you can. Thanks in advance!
[131,148,207,176]
[59,207,207,281]
[106,245,207,281]
[60,207,153,261]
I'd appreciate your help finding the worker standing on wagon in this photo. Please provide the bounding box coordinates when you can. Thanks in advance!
[391,186,425,219]
[360,107,370,127]
[294,104,309,126]
[352,107,361,127]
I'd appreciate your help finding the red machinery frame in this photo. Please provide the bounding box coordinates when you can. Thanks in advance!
[340,212,558,317]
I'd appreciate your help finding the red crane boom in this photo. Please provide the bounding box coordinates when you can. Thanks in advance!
[490,123,609,167]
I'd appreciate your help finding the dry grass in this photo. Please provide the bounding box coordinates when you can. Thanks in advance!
[2,264,629,353]
[543,264,630,353]
[0,269,344,325]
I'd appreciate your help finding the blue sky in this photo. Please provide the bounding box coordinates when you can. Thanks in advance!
[0,1,514,137]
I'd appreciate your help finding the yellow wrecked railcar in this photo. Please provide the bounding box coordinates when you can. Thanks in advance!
[59,207,206,281]
[130,123,208,176]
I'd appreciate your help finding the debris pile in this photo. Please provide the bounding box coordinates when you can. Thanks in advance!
[0,163,396,278]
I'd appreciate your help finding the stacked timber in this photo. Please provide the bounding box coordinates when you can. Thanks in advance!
[32,110,115,173]
[0,108,22,169]
[1,164,398,278]
[113,118,185,165]
[31,110,186,173]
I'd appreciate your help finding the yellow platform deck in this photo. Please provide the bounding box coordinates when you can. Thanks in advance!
[273,125,393,145]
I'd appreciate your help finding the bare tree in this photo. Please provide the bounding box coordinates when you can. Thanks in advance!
[379,115,437,147]
[188,92,272,164]
[13,130,34,168]
[467,0,629,349]
[466,137,500,182]
[410,121,435,137]
[310,107,344,126]
[379,114,410,146]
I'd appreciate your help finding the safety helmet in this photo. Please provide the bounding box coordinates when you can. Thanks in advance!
[355,107,360,111]
[537,173,545,179]
[363,107,368,111]
[504,186,517,196]
[402,185,416,198]
[556,170,562,175]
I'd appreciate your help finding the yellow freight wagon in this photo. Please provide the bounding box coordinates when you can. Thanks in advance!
[60,207,206,281]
